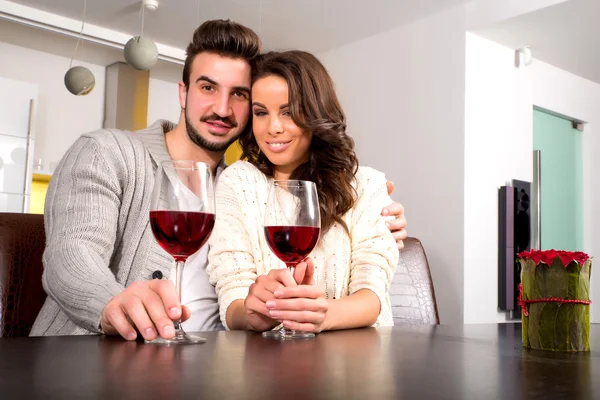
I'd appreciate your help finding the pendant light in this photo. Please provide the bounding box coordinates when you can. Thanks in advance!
[124,0,159,71]
[64,0,95,96]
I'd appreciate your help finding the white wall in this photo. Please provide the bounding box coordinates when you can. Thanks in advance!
[464,33,533,323]
[464,32,600,323]
[0,41,105,172]
[318,6,467,324]
[148,76,182,126]
[0,40,186,170]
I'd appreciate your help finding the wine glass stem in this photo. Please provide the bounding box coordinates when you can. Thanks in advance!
[287,264,296,281]
[173,260,185,332]
[285,265,296,336]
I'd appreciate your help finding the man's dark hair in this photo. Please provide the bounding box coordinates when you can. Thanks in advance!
[182,19,262,87]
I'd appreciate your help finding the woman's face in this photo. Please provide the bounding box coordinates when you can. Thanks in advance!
[251,75,312,179]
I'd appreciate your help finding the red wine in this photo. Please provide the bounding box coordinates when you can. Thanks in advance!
[264,226,320,266]
[150,211,215,262]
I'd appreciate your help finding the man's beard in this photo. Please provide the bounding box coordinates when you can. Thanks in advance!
[185,110,241,152]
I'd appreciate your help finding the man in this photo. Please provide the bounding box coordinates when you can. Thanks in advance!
[30,20,407,341]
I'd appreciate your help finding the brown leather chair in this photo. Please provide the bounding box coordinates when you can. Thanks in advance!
[0,213,47,337]
[391,237,439,325]
[0,213,437,335]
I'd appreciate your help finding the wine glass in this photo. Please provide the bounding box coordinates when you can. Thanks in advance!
[148,160,215,344]
[263,180,321,340]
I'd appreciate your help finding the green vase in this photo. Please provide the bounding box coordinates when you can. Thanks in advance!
[519,257,592,352]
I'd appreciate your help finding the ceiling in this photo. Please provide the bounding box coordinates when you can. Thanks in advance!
[8,0,468,54]
[10,0,595,86]
[475,0,600,84]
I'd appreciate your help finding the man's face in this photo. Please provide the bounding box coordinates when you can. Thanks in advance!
[179,52,252,152]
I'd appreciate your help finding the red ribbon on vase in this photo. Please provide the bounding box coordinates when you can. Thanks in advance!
[518,283,592,317]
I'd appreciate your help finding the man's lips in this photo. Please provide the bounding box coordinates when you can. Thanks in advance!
[205,121,233,135]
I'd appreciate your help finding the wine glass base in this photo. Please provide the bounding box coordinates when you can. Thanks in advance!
[144,332,206,345]
[262,329,315,340]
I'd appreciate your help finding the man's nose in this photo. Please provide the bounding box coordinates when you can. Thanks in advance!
[213,92,232,117]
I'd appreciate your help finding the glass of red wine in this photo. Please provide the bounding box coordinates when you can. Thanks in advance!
[263,180,321,340]
[148,160,215,344]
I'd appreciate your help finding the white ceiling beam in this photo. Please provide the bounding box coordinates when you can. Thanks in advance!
[466,0,570,30]
[0,0,185,64]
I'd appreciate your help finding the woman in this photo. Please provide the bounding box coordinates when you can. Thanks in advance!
[207,50,398,333]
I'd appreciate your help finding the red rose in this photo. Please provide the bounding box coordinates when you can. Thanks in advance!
[517,249,590,267]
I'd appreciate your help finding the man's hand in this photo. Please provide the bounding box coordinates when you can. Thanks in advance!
[100,280,191,341]
[267,258,329,333]
[384,181,408,249]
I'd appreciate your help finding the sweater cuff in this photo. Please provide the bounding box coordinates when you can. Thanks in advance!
[350,284,391,327]
[219,287,250,331]
[84,280,124,333]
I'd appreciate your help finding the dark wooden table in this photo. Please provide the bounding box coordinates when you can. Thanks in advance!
[0,324,597,399]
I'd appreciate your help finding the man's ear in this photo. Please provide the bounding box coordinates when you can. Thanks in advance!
[178,81,187,110]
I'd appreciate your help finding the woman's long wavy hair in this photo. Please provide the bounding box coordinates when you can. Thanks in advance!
[240,50,358,234]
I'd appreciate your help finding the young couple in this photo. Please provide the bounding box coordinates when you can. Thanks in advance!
[30,19,405,341]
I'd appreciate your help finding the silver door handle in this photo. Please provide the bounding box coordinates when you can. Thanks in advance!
[23,98,35,213]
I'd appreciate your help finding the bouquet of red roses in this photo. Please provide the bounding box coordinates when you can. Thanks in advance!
[517,250,592,351]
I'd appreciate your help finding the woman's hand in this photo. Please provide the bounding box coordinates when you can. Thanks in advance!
[266,258,329,333]
[243,268,297,332]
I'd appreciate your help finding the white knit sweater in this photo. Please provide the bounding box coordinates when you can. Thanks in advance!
[207,161,398,330]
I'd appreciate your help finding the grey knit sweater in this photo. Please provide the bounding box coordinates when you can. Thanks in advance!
[30,120,201,336]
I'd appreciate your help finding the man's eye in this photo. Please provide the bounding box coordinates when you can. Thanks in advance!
[202,85,215,92]
[233,91,248,99]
